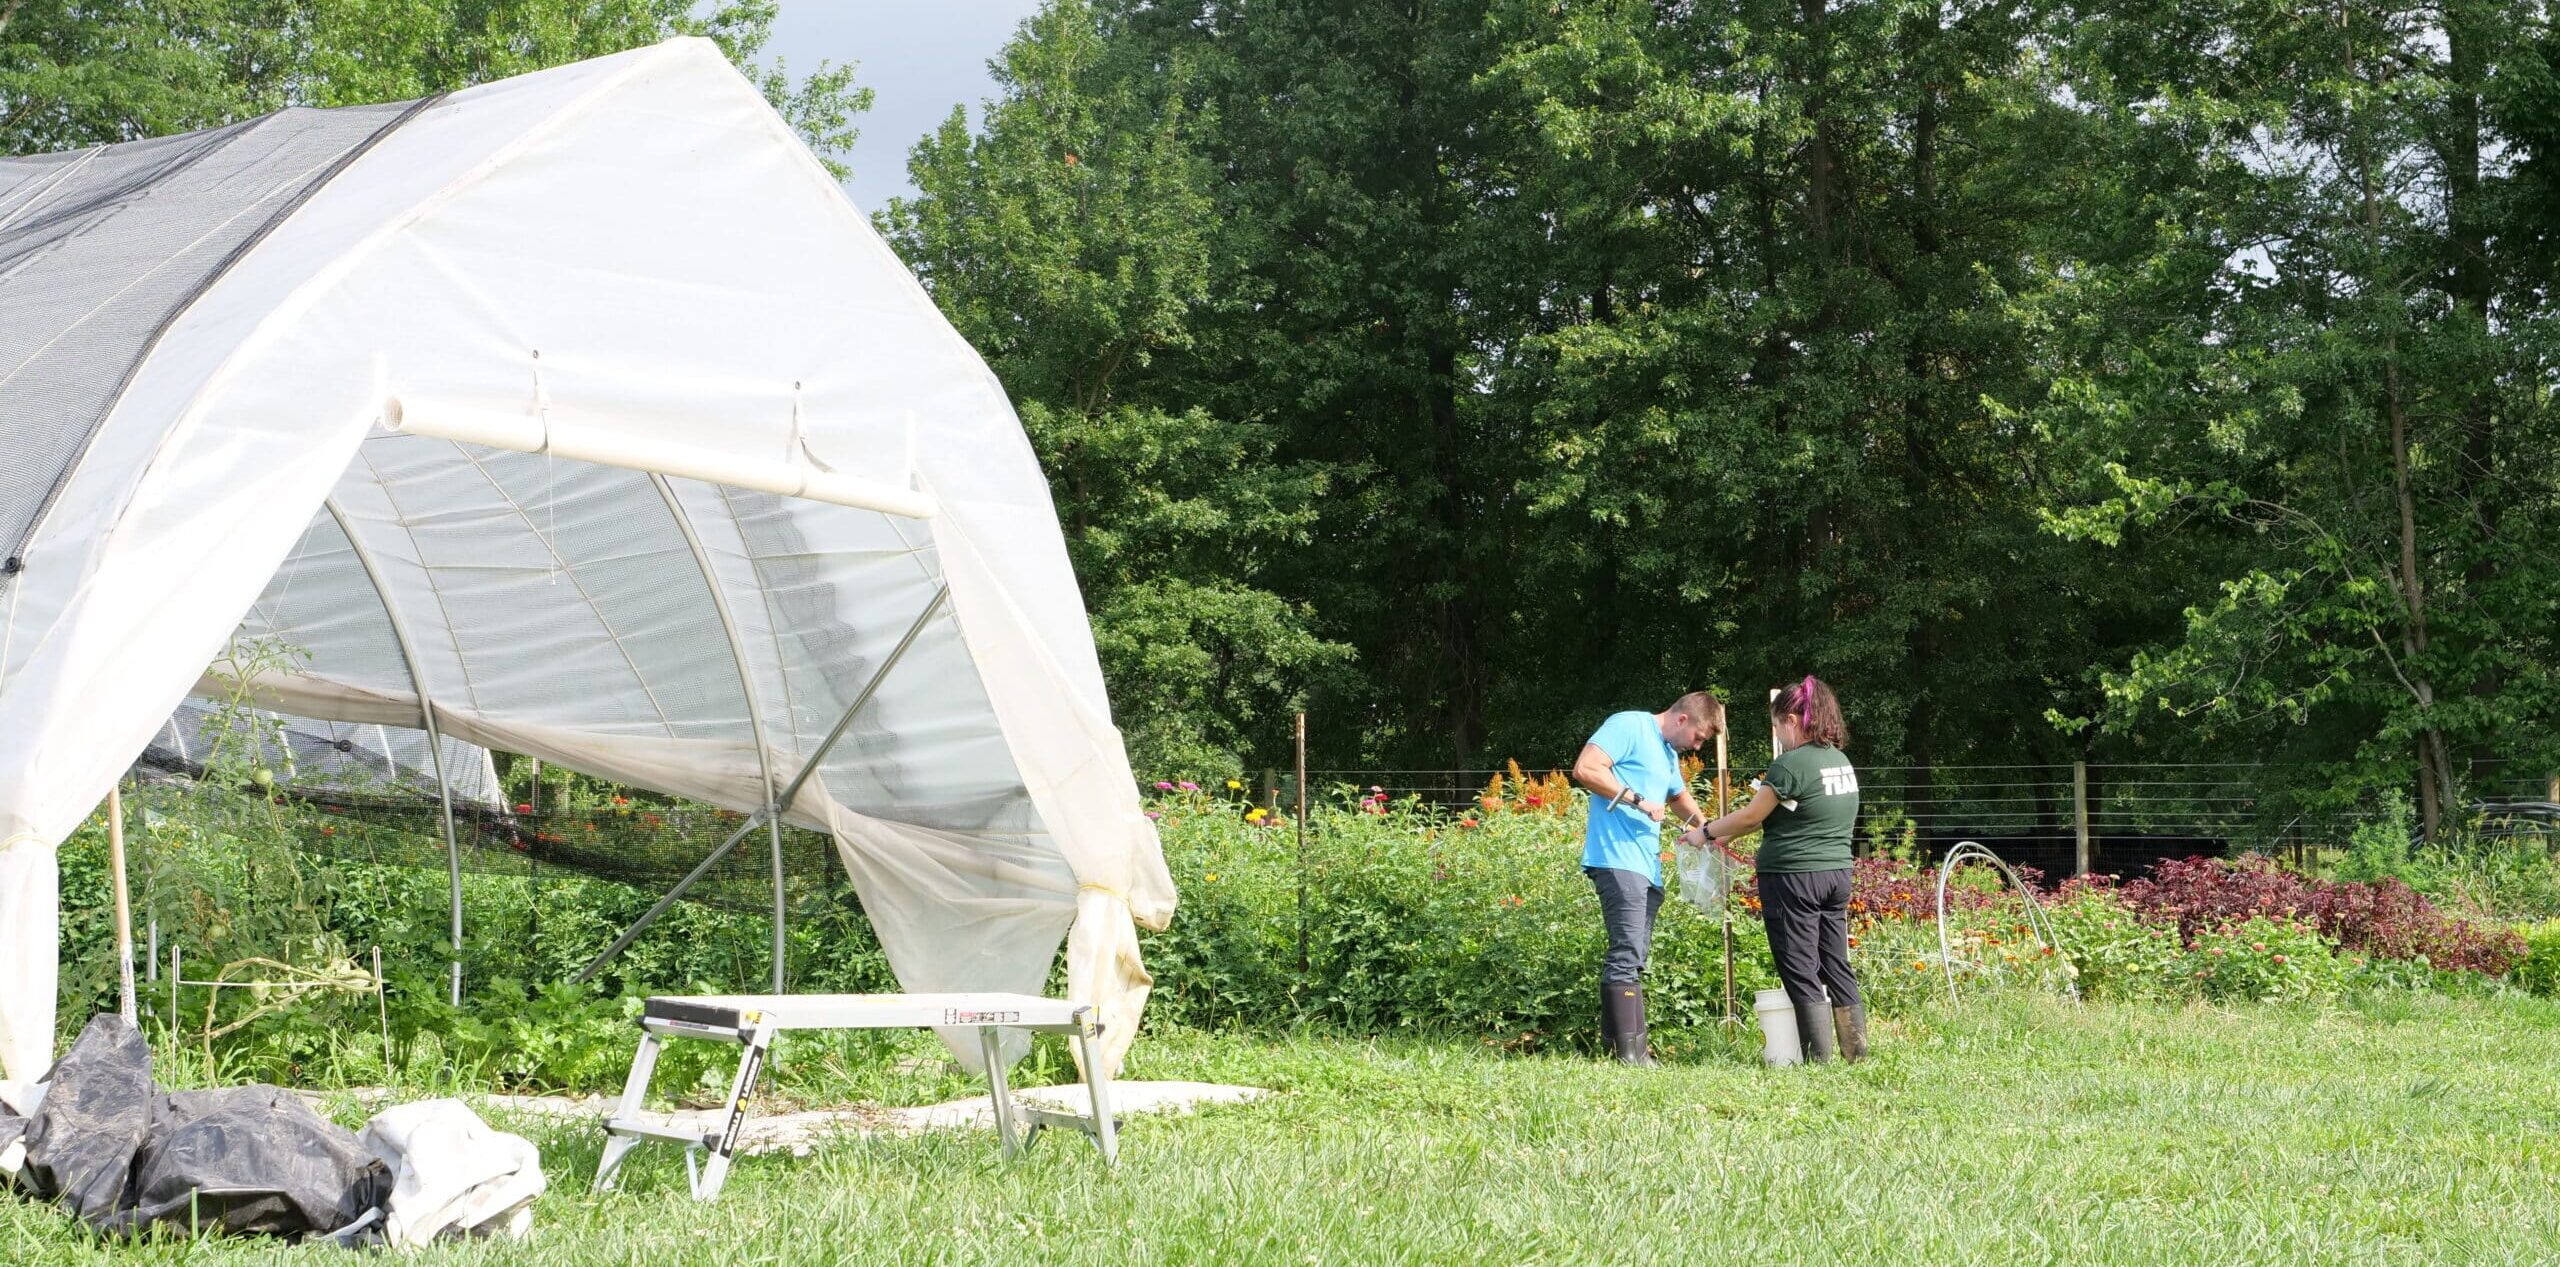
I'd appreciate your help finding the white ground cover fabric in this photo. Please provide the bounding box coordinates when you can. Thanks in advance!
[0,38,1174,1086]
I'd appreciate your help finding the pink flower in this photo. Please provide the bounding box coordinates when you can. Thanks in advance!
[1153,781,1174,791]
[1178,780,1199,791]
[2272,954,2288,964]
[1144,810,1161,820]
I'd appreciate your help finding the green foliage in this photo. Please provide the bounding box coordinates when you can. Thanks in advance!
[2041,889,2191,1003]
[3,2,867,173]
[888,0,1347,776]
[2181,916,2351,1004]
[2519,921,2560,999]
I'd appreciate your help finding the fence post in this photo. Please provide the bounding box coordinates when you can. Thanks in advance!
[1294,713,1309,977]
[1264,767,1279,813]
[2073,761,2091,877]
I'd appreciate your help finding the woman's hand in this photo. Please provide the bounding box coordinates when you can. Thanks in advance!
[1677,824,1709,850]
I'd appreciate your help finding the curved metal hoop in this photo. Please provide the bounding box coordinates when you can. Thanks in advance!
[1934,841,2077,1003]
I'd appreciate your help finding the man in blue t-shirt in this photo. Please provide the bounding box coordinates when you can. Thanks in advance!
[1570,691,1725,1064]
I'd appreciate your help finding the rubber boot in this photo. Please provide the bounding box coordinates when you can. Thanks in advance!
[1833,1002,1869,1063]
[1606,984,1657,1066]
[1597,983,1620,1059]
[1792,996,1837,1064]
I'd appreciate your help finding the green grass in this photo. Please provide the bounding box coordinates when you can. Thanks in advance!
[8,990,2560,1264]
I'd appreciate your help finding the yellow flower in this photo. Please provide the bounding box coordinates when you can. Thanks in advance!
[1204,873,1218,883]
[1226,779,1244,790]
[1245,807,1267,822]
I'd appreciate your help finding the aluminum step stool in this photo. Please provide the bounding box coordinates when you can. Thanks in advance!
[591,992,1120,1201]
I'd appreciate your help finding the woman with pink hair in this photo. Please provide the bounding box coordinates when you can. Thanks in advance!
[1697,676,1866,1062]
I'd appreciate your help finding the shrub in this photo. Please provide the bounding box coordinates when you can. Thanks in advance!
[2039,888,2189,1003]
[2122,855,2524,977]
[2518,922,2560,999]
[2179,916,2348,1003]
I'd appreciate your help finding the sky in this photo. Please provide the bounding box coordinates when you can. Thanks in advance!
[764,1,1045,214]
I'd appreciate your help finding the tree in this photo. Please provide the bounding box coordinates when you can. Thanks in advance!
[889,0,1347,778]
[2,2,866,174]
[2016,0,2560,835]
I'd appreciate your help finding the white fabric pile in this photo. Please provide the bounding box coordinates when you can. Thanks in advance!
[360,1100,544,1246]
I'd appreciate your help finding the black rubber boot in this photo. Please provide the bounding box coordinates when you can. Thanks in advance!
[1833,1002,1869,1063]
[1606,985,1657,1066]
[1597,983,1620,1059]
[1793,996,1837,1064]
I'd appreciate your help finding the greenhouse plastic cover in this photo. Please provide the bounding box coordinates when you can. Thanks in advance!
[143,700,506,809]
[0,38,1176,1086]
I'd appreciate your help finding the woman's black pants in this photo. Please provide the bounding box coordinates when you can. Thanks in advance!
[1759,867,1863,1009]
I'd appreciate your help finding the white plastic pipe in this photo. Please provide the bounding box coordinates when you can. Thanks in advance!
[382,398,938,520]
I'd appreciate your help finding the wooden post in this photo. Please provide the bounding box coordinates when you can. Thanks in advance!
[1770,688,1782,762]
[1294,712,1309,977]
[1264,767,1279,813]
[107,784,137,1022]
[1716,726,1734,1024]
[2073,761,2091,877]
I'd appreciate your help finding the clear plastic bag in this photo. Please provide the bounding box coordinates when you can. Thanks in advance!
[1674,841,1730,911]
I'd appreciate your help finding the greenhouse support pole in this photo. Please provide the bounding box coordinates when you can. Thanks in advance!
[570,585,950,986]
[325,498,464,1006]
[651,474,789,994]
[572,811,768,985]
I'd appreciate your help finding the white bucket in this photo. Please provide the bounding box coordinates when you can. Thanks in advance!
[1755,988,1802,1066]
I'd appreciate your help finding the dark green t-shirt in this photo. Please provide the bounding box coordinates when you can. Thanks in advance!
[1754,744,1858,874]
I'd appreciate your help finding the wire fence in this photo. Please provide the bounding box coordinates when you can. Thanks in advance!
[1279,759,2560,878]
[128,752,2558,907]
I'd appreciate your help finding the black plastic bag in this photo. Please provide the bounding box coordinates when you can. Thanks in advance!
[18,1014,156,1225]
[109,1086,391,1239]
[13,1013,387,1240]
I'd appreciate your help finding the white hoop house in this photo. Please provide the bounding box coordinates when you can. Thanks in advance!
[0,38,1176,1089]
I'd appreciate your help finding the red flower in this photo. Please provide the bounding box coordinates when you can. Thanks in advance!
[514,803,532,814]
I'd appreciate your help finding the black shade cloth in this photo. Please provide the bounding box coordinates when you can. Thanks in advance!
[13,1013,387,1240]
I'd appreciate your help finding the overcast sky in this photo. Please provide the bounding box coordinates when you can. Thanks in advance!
[765,1,1045,214]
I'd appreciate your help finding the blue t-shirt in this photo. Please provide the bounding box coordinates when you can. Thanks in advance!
[1580,710,1683,884]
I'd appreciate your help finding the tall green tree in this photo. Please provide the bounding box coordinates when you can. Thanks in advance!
[890,0,1347,779]
[2015,0,2560,835]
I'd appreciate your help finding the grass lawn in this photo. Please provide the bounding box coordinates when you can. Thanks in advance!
[6,990,2559,1265]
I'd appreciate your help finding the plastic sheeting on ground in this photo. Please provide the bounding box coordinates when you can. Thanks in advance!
[10,1015,390,1240]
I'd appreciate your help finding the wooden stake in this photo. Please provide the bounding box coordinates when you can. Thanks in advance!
[1716,726,1735,1024]
[107,784,137,1023]
[1294,712,1309,976]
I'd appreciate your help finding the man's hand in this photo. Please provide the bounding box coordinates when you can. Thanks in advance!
[1637,798,1665,823]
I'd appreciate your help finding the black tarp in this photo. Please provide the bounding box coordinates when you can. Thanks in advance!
[11,1014,388,1240]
